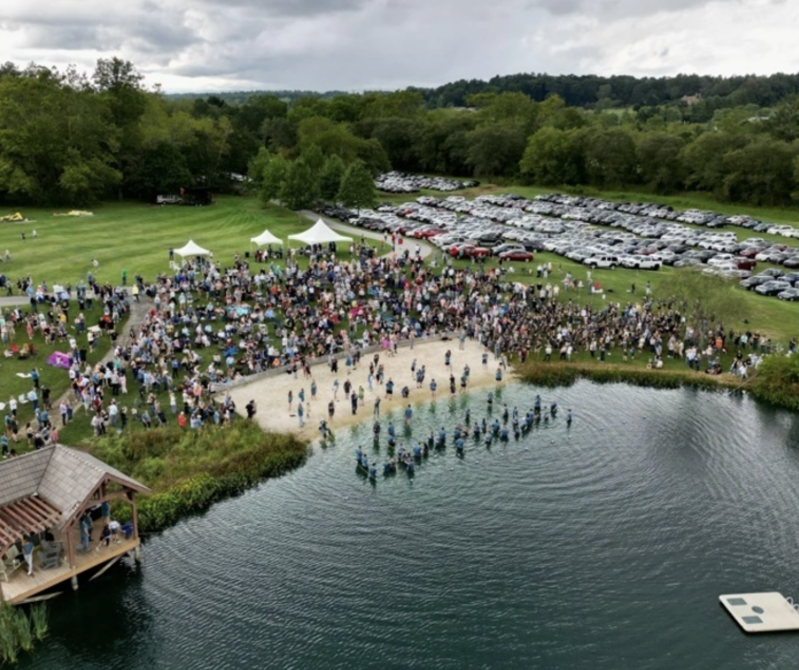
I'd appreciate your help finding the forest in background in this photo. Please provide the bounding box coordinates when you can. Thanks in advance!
[3,59,799,208]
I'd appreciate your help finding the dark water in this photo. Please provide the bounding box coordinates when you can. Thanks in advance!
[17,382,799,670]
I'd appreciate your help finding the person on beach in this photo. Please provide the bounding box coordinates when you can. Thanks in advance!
[328,401,335,421]
[374,398,380,417]
[430,379,437,399]
[288,390,293,411]
[385,378,394,400]
[311,380,317,401]
[297,402,304,427]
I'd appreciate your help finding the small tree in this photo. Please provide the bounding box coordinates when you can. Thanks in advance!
[665,269,750,344]
[260,155,288,205]
[319,154,345,201]
[337,160,376,214]
[301,143,325,178]
[279,159,318,211]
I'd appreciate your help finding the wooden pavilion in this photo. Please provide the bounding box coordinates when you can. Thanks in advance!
[0,444,150,604]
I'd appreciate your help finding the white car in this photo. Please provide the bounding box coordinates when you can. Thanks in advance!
[620,256,662,270]
[583,254,620,269]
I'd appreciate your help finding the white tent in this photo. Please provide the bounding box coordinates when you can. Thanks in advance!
[250,229,283,246]
[288,219,353,245]
[173,239,211,259]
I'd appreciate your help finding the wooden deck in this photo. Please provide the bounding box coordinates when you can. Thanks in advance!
[0,519,140,605]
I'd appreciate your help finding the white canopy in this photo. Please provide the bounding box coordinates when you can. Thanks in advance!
[174,239,211,258]
[250,229,283,246]
[288,219,353,245]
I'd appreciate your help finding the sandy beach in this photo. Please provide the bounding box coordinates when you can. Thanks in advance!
[226,339,515,440]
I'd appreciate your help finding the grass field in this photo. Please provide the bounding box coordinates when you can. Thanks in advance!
[0,198,315,290]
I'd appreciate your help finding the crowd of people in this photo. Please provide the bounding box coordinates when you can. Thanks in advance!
[3,235,791,452]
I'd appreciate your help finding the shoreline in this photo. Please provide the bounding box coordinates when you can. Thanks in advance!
[226,339,514,439]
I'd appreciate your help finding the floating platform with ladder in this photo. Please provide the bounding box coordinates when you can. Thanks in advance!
[720,592,799,633]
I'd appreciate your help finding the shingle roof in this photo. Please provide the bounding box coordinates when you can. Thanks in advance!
[0,444,150,538]
[0,448,54,507]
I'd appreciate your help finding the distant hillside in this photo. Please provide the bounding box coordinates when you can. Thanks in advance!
[167,72,799,113]
[166,90,350,105]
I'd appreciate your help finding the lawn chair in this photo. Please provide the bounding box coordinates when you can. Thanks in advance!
[1,545,24,582]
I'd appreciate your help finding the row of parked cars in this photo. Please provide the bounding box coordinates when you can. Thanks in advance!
[314,188,799,299]
[374,172,479,194]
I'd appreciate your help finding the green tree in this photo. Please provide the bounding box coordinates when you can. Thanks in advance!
[319,154,346,200]
[636,132,686,193]
[585,128,637,187]
[301,143,325,178]
[519,127,586,185]
[680,131,749,195]
[465,123,527,177]
[721,138,798,205]
[666,269,749,338]
[279,159,318,210]
[337,160,376,214]
[260,155,288,205]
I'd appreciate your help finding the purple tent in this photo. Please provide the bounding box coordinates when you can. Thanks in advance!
[46,351,72,370]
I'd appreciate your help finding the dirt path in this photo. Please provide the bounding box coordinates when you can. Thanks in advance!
[51,298,150,408]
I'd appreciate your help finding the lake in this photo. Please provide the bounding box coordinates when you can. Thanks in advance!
[18,381,799,670]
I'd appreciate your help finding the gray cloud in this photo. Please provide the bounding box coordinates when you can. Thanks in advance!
[0,0,796,92]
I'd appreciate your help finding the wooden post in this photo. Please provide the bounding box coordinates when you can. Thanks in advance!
[66,518,76,569]
[128,491,139,542]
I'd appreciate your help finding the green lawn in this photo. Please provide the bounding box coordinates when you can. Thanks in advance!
[0,198,318,289]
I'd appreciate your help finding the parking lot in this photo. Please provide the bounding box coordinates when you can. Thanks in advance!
[317,190,799,301]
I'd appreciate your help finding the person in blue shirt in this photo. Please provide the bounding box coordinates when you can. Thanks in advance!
[23,537,35,576]
[404,405,413,425]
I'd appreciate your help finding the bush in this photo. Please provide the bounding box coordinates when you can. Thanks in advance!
[750,355,799,411]
[83,421,309,533]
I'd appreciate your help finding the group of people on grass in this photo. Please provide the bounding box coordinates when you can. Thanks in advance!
[3,238,792,445]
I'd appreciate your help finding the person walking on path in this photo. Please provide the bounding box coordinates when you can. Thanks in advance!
[288,390,293,411]
[297,402,304,427]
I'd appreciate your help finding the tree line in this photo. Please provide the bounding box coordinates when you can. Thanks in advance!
[3,59,799,207]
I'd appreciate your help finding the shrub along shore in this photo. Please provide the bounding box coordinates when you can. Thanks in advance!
[86,421,308,533]
[518,357,799,412]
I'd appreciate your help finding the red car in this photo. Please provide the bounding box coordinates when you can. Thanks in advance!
[736,258,757,270]
[456,244,491,259]
[499,250,534,262]
[414,227,446,239]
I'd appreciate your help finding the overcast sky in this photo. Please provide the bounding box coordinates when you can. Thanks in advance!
[1,0,797,93]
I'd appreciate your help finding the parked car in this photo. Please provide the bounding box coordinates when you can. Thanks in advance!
[754,280,792,296]
[777,288,799,301]
[583,254,619,269]
[499,250,534,262]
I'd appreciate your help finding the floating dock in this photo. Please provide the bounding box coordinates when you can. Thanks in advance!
[719,592,799,633]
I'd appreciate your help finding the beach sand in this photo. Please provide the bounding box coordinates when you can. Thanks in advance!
[226,339,515,440]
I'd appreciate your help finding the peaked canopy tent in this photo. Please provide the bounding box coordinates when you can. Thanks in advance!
[173,240,211,259]
[288,219,353,245]
[250,229,283,247]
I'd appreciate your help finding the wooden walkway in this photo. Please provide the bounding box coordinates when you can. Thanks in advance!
[1,519,139,604]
